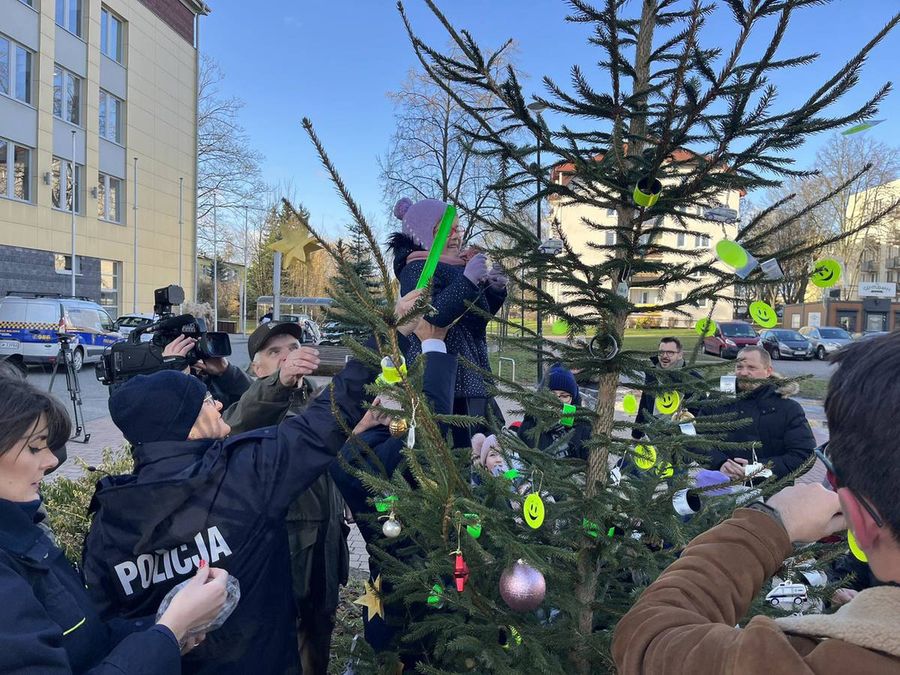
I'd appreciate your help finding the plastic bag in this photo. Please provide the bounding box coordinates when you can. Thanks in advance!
[155,574,241,637]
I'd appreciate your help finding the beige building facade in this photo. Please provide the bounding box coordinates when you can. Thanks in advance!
[0,0,207,316]
[548,156,742,328]
[843,178,900,302]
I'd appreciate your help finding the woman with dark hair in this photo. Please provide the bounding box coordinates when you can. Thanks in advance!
[0,374,229,674]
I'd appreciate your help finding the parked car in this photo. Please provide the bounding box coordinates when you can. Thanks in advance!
[113,313,157,342]
[0,294,123,372]
[759,329,813,361]
[318,320,368,346]
[859,330,890,341]
[798,325,853,360]
[703,321,759,359]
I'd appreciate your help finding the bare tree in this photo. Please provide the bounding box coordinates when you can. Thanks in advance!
[378,51,524,244]
[801,135,900,298]
[196,55,267,257]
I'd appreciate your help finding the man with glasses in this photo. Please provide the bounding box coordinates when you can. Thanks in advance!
[614,332,900,673]
[632,337,702,440]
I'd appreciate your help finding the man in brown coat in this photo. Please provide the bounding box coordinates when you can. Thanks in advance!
[613,332,900,674]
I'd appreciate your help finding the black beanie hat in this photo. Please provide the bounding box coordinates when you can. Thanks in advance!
[109,371,208,445]
[546,364,580,404]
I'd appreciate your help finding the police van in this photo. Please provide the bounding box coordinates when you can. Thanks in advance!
[0,294,124,372]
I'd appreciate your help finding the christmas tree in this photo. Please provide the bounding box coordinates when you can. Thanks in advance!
[300,2,899,672]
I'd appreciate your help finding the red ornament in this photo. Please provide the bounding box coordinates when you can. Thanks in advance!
[453,552,470,592]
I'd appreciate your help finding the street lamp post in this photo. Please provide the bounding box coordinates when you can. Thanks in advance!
[528,101,549,382]
[241,206,249,335]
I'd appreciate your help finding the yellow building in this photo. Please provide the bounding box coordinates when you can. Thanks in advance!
[0,0,208,316]
[547,152,743,328]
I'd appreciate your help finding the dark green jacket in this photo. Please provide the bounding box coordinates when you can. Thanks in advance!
[221,373,349,611]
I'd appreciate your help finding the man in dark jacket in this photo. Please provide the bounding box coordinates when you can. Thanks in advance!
[161,333,252,409]
[699,345,814,479]
[82,293,423,675]
[224,320,347,675]
[632,337,703,440]
[330,323,456,668]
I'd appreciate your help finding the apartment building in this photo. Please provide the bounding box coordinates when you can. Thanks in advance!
[547,153,743,328]
[0,0,208,316]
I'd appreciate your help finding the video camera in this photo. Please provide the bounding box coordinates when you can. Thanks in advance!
[96,285,232,386]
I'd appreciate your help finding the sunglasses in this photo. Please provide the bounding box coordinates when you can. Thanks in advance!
[814,442,884,528]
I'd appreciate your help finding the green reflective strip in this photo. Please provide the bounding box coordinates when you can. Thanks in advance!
[62,617,86,636]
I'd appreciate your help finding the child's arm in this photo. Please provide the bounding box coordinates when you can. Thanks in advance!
[400,260,481,328]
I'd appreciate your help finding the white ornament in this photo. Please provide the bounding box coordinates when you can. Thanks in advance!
[382,515,402,539]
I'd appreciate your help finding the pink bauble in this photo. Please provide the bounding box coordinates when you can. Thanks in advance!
[499,559,546,612]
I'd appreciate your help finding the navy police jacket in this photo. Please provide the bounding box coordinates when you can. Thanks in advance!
[0,498,181,674]
[81,341,391,675]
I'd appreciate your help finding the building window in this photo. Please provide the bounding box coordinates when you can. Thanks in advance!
[0,139,31,202]
[676,232,685,247]
[53,65,81,125]
[19,0,35,6]
[605,231,616,246]
[694,234,710,248]
[887,272,895,284]
[56,0,82,37]
[99,90,123,143]
[0,35,33,104]
[698,297,708,308]
[54,254,82,275]
[97,172,122,222]
[606,208,615,216]
[100,259,120,316]
[51,156,82,213]
[100,8,124,62]
[674,292,683,302]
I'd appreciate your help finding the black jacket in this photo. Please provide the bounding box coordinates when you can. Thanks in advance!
[329,350,457,659]
[81,342,387,675]
[195,362,252,410]
[389,232,505,399]
[0,499,180,674]
[699,383,815,478]
[632,357,704,440]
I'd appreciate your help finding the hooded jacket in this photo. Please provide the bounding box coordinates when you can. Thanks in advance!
[81,342,388,675]
[698,381,815,478]
[388,232,505,399]
[613,508,900,674]
[0,499,181,674]
[516,380,591,461]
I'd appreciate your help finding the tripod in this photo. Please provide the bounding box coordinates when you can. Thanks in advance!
[48,334,90,443]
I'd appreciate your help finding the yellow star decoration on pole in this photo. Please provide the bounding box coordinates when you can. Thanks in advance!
[354,574,384,620]
[269,225,322,267]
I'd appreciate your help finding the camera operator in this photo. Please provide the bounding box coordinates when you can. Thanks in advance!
[162,334,251,409]
[80,291,425,675]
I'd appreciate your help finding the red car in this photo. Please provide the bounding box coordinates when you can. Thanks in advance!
[703,321,759,359]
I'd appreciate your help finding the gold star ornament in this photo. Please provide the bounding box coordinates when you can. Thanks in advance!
[354,574,384,620]
[269,225,322,267]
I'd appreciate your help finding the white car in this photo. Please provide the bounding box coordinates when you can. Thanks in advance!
[113,313,157,342]
[766,581,808,607]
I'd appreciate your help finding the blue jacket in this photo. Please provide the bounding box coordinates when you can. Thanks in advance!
[0,498,180,674]
[389,232,505,399]
[81,341,390,675]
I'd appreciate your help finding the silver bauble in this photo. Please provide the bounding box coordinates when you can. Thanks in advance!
[499,559,546,612]
[382,516,402,539]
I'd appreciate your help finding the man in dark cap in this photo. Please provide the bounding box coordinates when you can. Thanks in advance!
[82,291,423,675]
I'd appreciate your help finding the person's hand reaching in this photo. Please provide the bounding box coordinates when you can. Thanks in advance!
[463,253,489,285]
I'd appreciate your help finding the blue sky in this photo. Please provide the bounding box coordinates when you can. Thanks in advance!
[202,1,900,237]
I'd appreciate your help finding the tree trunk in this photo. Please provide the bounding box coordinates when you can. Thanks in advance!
[573,1,656,671]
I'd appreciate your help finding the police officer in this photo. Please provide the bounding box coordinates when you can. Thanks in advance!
[82,291,424,675]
